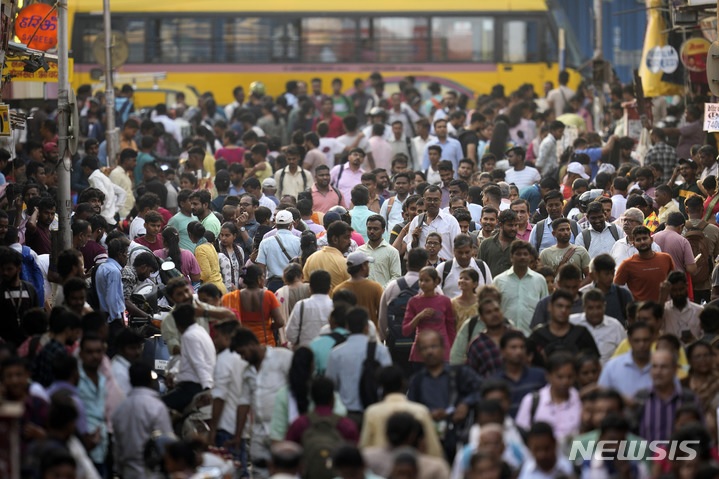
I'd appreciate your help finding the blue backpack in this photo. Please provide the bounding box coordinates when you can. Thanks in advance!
[20,246,44,305]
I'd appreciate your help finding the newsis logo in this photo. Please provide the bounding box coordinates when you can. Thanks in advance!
[569,440,701,462]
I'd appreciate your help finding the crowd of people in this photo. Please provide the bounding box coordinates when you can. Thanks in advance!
[3,70,719,479]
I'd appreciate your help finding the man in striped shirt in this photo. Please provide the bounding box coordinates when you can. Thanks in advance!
[632,349,698,443]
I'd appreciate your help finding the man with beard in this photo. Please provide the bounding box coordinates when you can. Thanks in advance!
[358,215,401,287]
[189,190,221,237]
[379,172,410,238]
[614,226,674,302]
[311,164,343,213]
[539,218,591,276]
[25,197,55,256]
[160,276,237,355]
[0,246,39,345]
[661,271,703,345]
[478,209,519,277]
[472,206,498,247]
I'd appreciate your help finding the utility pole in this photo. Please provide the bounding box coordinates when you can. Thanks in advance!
[103,0,118,168]
[56,0,71,251]
[593,0,605,136]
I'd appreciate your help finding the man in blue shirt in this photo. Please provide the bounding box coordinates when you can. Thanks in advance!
[96,237,129,339]
[520,177,560,216]
[422,119,463,174]
[598,321,653,398]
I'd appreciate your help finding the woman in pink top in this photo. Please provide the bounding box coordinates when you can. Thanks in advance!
[402,266,456,364]
[154,226,201,285]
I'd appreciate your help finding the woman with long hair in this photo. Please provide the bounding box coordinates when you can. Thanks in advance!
[235,265,285,346]
[217,222,245,291]
[269,347,347,441]
[187,221,226,294]
[488,119,513,161]
[155,226,201,285]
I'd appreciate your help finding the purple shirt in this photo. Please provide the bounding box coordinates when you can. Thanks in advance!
[330,163,364,209]
[651,229,695,272]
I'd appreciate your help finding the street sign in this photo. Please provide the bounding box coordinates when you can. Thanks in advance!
[2,58,73,82]
[0,104,11,137]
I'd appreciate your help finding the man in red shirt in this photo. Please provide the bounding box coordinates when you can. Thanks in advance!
[614,225,674,301]
[313,97,344,138]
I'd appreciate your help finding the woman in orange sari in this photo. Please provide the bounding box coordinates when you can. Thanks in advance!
[222,265,285,346]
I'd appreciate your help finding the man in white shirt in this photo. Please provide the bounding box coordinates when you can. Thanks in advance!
[404,185,461,262]
[663,271,703,345]
[388,92,420,138]
[235,327,293,478]
[536,121,565,178]
[546,70,575,118]
[152,103,183,144]
[286,270,333,347]
[110,329,145,396]
[338,115,371,155]
[82,156,127,227]
[379,172,411,238]
[388,121,413,166]
[436,234,492,298]
[570,289,626,365]
[208,320,248,459]
[162,303,216,412]
[504,146,541,190]
[412,118,437,172]
[575,202,624,258]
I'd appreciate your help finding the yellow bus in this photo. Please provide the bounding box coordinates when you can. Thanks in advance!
[69,0,584,106]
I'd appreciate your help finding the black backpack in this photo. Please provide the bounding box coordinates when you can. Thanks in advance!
[386,277,419,348]
[359,341,381,409]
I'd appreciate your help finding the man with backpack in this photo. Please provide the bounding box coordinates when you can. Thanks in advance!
[285,377,359,479]
[379,248,428,375]
[684,195,719,303]
[407,330,481,460]
[326,307,392,427]
[436,234,492,299]
[574,201,624,258]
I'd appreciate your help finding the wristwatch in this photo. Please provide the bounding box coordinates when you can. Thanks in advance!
[240,227,246,232]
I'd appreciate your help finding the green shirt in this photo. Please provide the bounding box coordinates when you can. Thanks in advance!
[449,316,486,365]
[167,211,198,253]
[493,267,548,335]
[478,234,513,277]
[134,151,155,184]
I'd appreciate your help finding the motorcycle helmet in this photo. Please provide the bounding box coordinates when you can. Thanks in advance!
[328,205,351,224]
[578,189,605,213]
[250,81,265,97]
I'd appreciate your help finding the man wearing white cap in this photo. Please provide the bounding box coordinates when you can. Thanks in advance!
[257,210,301,292]
[563,162,590,199]
[261,177,280,207]
[334,251,384,329]
[504,147,542,190]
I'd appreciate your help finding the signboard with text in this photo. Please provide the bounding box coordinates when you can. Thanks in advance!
[704,103,719,131]
[2,58,72,82]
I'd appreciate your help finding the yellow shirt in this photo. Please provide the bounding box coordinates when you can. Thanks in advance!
[658,200,680,225]
[195,242,227,294]
[303,246,350,294]
[612,338,688,379]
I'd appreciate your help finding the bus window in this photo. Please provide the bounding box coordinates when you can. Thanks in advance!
[272,19,299,62]
[223,18,272,63]
[431,17,494,62]
[301,18,357,63]
[125,19,146,63]
[160,18,212,63]
[502,19,540,63]
[373,17,428,63]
